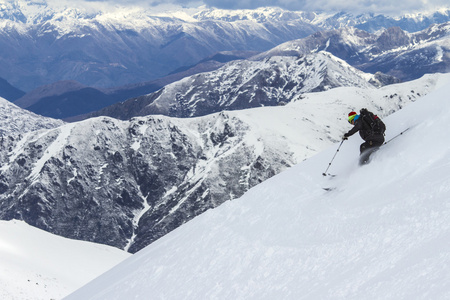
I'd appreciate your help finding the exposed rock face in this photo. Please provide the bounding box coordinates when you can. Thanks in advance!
[373,27,411,53]
[0,114,296,252]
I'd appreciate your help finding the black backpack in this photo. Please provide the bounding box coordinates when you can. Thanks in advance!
[360,108,386,135]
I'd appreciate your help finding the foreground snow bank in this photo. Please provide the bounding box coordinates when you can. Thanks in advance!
[0,220,130,300]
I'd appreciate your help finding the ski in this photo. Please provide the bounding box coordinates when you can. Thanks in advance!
[323,173,337,177]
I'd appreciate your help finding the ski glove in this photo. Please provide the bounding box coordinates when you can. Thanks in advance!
[342,134,348,140]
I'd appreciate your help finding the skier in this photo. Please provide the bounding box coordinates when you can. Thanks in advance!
[343,109,385,165]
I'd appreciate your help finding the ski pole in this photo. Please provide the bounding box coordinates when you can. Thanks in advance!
[383,127,410,145]
[322,140,344,176]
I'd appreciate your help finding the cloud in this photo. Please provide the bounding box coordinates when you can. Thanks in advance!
[298,0,450,14]
[201,0,285,10]
[200,0,450,14]
[61,0,450,14]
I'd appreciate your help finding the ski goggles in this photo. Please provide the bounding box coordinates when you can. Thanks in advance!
[348,114,357,123]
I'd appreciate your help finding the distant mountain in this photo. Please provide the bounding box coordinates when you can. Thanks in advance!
[13,50,258,120]
[0,96,64,167]
[308,9,450,32]
[0,1,449,92]
[259,22,450,81]
[0,73,443,253]
[194,7,450,33]
[361,23,450,80]
[13,20,449,121]
[0,2,318,91]
[13,80,87,108]
[0,77,25,101]
[86,23,449,121]
[90,51,395,120]
[0,97,63,135]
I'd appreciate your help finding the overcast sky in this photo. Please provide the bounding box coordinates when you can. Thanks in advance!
[81,0,450,15]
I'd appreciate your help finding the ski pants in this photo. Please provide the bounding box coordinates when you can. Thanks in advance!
[359,135,384,165]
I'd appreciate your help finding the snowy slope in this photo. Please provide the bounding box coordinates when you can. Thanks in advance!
[0,96,64,163]
[66,75,450,299]
[0,96,63,134]
[0,220,130,300]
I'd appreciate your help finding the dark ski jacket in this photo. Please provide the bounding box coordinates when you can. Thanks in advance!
[345,116,384,141]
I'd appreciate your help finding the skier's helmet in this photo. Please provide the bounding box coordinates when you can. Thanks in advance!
[348,111,357,123]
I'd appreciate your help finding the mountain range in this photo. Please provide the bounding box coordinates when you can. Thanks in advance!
[0,73,446,253]
[0,0,450,120]
[260,22,450,81]
[11,20,449,120]
[88,22,449,121]
[12,50,258,121]
[90,51,396,120]
[0,1,449,105]
[1,1,323,92]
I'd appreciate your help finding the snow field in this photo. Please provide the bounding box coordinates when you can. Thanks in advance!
[0,220,130,300]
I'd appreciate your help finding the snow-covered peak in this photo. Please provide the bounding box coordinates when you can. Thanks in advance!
[398,7,450,20]
[0,96,63,164]
[193,6,311,23]
[0,97,63,134]
[0,0,202,24]
[0,0,194,35]
[104,51,384,119]
[255,26,374,60]
[2,1,449,29]
[254,22,450,82]
[422,21,450,39]
[0,0,95,25]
